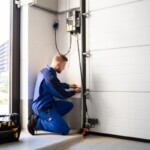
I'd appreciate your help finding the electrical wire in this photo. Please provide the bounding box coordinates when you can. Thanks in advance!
[54,29,72,56]
[76,33,89,127]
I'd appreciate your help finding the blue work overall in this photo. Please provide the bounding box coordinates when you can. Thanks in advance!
[32,65,76,135]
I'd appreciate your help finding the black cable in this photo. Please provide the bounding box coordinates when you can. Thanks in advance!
[76,33,88,121]
[54,30,72,56]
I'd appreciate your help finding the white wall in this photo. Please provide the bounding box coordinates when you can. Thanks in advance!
[58,0,80,12]
[34,0,58,12]
[57,14,82,90]
[19,0,58,12]
[56,0,81,97]
[56,1,82,128]
[20,0,81,129]
[87,0,150,139]
[20,5,29,129]
[20,5,57,129]
[28,6,57,99]
[20,5,29,101]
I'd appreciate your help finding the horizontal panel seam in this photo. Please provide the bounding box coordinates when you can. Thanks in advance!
[89,0,143,12]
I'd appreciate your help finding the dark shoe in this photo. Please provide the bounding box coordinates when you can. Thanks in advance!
[27,114,37,135]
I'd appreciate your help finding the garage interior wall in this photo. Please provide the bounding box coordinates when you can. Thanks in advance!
[20,0,81,130]
[56,13,81,129]
[86,0,150,139]
[20,5,57,129]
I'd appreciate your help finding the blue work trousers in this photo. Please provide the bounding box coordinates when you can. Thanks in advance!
[35,100,73,135]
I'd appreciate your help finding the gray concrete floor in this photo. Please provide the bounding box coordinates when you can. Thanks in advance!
[0,130,82,150]
[1,131,150,150]
[66,135,150,150]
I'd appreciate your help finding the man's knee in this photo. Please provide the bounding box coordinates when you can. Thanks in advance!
[51,119,70,135]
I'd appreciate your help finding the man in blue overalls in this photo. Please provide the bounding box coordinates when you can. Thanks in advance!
[28,54,81,135]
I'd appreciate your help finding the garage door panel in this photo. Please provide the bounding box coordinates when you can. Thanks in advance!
[88,92,150,139]
[88,0,141,11]
[92,118,150,139]
[90,75,150,91]
[87,0,150,139]
[89,0,150,50]
[89,46,150,91]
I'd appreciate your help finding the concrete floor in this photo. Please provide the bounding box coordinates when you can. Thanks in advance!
[66,135,150,150]
[0,130,82,150]
[1,131,150,150]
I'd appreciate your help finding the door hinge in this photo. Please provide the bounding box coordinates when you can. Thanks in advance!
[84,89,90,99]
[83,51,90,57]
[15,0,21,8]
[82,11,90,18]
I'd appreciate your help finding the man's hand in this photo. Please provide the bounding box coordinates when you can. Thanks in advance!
[70,84,79,89]
[70,84,81,93]
[75,87,81,93]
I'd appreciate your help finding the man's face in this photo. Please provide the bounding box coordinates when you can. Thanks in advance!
[56,61,67,73]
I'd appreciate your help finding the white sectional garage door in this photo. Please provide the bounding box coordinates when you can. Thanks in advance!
[86,0,150,139]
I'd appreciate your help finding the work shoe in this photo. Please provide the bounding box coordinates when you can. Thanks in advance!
[27,114,37,135]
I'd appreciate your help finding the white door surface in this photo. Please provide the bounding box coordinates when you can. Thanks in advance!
[86,0,150,139]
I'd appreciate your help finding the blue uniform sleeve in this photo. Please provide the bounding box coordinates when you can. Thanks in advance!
[61,83,70,89]
[45,76,76,99]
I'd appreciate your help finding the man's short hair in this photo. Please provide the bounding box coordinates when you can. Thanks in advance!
[54,54,68,62]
